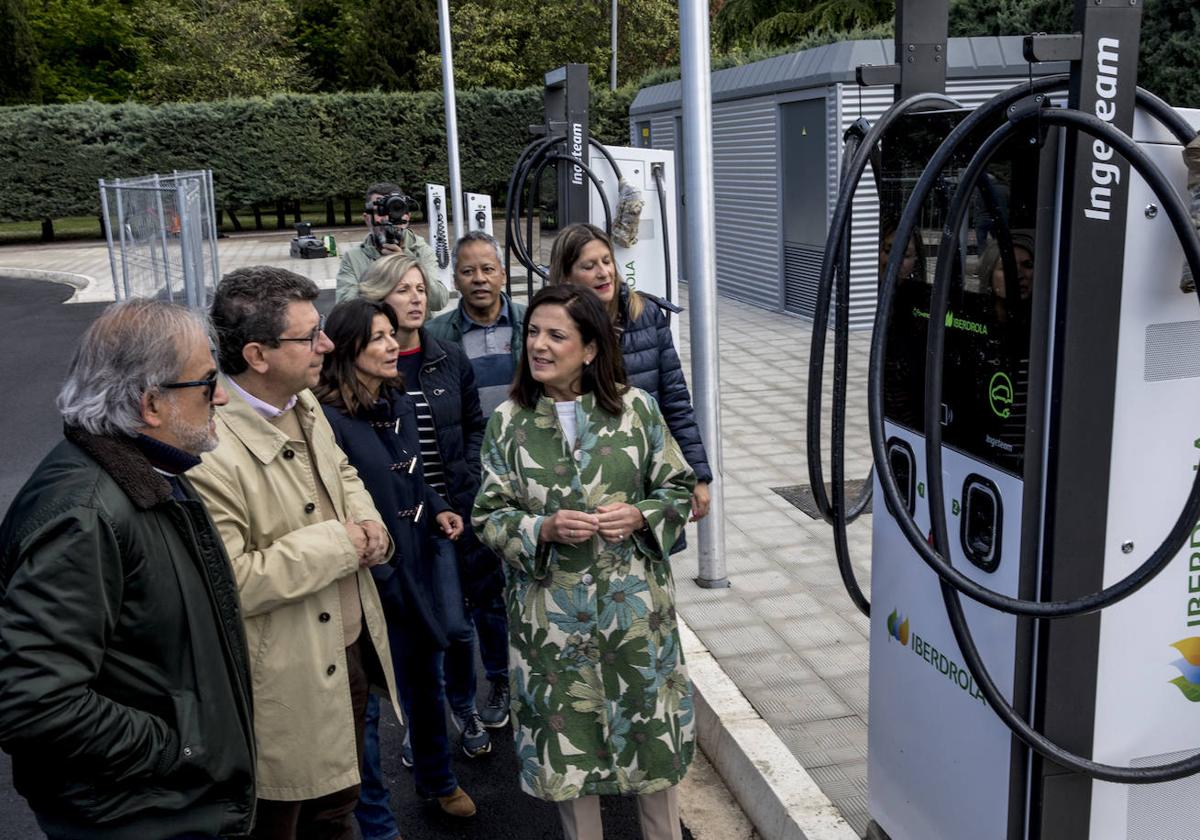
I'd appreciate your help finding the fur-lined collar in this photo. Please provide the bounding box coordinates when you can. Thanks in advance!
[63,425,173,510]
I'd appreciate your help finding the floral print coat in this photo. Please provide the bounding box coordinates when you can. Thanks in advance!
[472,388,697,801]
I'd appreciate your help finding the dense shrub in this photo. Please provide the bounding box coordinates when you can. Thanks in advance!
[0,85,633,222]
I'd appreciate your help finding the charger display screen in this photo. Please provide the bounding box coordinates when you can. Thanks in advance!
[878,109,1043,477]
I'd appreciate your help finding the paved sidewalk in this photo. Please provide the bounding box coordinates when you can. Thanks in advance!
[0,236,879,837]
[669,295,876,836]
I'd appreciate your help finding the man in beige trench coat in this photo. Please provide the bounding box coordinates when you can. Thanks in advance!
[191,266,400,839]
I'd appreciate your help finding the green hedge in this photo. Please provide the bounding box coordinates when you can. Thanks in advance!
[0,85,635,222]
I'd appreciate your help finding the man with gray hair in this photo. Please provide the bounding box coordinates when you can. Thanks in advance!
[0,299,256,839]
[426,230,524,732]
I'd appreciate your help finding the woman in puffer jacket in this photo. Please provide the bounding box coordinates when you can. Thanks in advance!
[548,222,712,523]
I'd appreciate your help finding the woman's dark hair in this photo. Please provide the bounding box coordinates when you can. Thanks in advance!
[546,223,644,323]
[511,284,627,415]
[315,299,403,415]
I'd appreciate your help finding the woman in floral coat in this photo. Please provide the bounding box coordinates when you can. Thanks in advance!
[472,284,696,840]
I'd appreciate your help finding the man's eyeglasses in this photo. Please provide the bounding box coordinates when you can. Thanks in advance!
[276,315,327,351]
[161,374,218,402]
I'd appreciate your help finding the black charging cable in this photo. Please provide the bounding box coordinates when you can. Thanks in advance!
[504,134,622,296]
[652,164,672,307]
[871,81,1200,619]
[807,91,966,618]
[930,103,1200,784]
[873,95,1200,781]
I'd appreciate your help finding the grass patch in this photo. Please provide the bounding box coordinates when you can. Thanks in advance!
[0,201,515,247]
[0,217,103,245]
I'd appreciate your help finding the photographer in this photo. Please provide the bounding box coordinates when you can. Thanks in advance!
[335,182,450,312]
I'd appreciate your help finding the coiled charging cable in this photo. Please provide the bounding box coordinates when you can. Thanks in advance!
[504,134,621,294]
[807,91,967,617]
[875,87,1200,781]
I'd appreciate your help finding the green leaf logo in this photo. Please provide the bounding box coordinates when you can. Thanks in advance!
[886,609,909,645]
[1168,638,1200,701]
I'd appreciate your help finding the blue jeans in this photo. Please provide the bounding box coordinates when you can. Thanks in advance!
[355,617,458,840]
[472,592,510,684]
[441,592,510,714]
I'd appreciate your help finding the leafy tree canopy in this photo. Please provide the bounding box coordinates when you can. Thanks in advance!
[414,0,678,90]
[714,0,894,51]
[133,0,313,102]
[27,0,139,103]
[2,0,1196,111]
[0,0,41,105]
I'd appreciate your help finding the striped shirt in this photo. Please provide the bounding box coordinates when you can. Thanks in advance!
[459,299,516,417]
[396,348,448,497]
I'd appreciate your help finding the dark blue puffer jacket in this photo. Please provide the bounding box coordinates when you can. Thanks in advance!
[412,330,504,604]
[618,285,712,483]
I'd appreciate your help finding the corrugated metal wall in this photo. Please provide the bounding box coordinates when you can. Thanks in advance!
[834,76,1042,329]
[712,97,781,308]
[650,114,675,149]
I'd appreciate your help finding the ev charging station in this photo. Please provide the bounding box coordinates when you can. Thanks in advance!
[588,145,680,345]
[424,183,453,291]
[505,63,679,343]
[807,1,1200,838]
[465,192,494,234]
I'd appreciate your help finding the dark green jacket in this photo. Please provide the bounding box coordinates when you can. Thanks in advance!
[0,428,256,839]
[425,293,527,366]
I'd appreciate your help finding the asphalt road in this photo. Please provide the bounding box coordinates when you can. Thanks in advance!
[0,278,692,839]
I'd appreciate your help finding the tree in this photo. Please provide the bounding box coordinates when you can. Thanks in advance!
[294,0,353,93]
[1134,0,1200,108]
[714,0,894,51]
[0,0,41,104]
[26,0,141,103]
[338,0,440,92]
[949,0,1200,108]
[947,0,1070,40]
[133,0,313,102]
[414,0,679,90]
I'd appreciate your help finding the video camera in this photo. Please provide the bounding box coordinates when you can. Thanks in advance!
[369,192,419,250]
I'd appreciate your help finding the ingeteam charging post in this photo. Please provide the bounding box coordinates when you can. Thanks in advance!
[808,1,1200,837]
[505,63,680,347]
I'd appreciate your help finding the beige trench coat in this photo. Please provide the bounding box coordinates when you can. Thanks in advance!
[190,382,400,801]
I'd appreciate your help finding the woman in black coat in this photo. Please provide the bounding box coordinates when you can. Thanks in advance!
[548,223,713,521]
[357,253,499,760]
[315,298,478,835]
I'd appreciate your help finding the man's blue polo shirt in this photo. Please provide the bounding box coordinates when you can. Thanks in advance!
[460,299,516,417]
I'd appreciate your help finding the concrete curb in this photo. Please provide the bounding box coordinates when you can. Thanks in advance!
[680,619,859,840]
[0,267,95,302]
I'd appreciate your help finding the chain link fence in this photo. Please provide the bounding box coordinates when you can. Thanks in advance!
[98,170,220,308]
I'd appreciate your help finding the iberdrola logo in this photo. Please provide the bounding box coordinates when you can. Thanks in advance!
[1168,637,1200,701]
[887,609,909,646]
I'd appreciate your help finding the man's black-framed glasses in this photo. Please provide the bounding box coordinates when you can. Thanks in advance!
[277,315,327,351]
[161,373,218,402]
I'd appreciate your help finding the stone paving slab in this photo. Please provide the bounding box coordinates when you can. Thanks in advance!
[0,235,880,837]
[668,293,878,837]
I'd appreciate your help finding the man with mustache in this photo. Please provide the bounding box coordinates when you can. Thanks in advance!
[0,299,256,839]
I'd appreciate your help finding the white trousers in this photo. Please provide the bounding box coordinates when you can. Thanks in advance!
[556,787,682,840]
